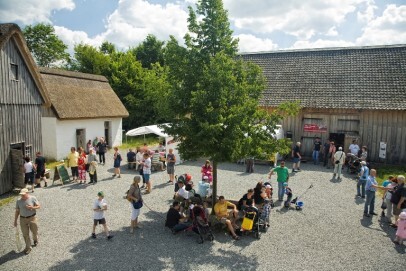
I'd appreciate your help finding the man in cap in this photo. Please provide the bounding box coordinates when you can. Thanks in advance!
[14,188,41,254]
[333,147,345,180]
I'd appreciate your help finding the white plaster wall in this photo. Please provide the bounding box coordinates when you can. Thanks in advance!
[48,118,123,160]
[41,117,57,159]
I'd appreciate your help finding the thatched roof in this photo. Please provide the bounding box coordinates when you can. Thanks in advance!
[39,67,129,119]
[240,44,406,110]
[0,23,51,107]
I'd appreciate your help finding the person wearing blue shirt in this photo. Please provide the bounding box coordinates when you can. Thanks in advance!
[364,169,383,217]
[357,161,369,198]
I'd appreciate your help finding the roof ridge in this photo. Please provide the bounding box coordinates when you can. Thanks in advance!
[39,67,108,82]
[239,44,406,55]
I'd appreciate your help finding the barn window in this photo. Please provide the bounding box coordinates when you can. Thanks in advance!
[10,63,19,80]
[25,145,32,160]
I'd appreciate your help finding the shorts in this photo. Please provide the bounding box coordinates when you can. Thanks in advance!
[35,170,45,179]
[219,217,228,224]
[167,165,175,175]
[144,174,150,183]
[25,172,34,184]
[114,161,121,168]
[71,166,79,177]
[293,157,300,163]
[94,218,106,225]
[131,204,141,220]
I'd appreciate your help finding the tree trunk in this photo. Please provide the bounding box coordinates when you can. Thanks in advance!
[211,160,218,214]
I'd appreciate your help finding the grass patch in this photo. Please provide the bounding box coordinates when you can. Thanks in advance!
[375,165,406,196]
[120,134,161,151]
[0,194,17,208]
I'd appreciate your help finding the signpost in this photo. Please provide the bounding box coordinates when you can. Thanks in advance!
[53,164,70,185]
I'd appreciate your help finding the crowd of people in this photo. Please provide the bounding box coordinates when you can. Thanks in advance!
[14,138,406,256]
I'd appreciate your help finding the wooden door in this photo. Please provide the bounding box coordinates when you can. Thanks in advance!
[10,149,24,188]
[76,129,85,150]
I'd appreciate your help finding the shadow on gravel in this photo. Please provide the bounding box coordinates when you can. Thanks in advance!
[377,220,406,254]
[354,197,365,205]
[48,209,259,271]
[0,251,25,265]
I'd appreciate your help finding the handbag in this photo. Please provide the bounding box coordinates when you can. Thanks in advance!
[335,152,344,164]
[132,199,143,209]
[381,201,387,210]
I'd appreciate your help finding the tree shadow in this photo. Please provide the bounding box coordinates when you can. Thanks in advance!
[47,209,259,271]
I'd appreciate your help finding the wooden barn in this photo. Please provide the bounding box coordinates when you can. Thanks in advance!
[0,24,51,194]
[241,45,406,164]
[39,67,129,160]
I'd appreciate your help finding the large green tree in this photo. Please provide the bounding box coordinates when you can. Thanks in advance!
[23,23,69,67]
[163,0,298,203]
[70,42,170,130]
[131,34,165,69]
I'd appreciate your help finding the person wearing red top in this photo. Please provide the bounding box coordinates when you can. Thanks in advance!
[78,147,87,184]
[201,160,213,183]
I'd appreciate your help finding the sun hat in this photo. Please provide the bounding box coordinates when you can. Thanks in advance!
[19,188,29,195]
[283,182,288,187]
[400,212,406,219]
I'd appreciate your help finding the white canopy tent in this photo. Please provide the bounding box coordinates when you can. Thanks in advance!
[125,124,182,165]
[126,125,168,138]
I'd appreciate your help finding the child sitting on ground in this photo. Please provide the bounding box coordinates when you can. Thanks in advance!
[394,212,406,245]
[283,183,293,208]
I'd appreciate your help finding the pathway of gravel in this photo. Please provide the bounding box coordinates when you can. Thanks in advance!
[0,152,404,271]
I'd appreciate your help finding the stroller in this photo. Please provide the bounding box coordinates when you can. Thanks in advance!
[240,206,268,239]
[346,153,361,174]
[189,204,214,244]
[290,184,313,210]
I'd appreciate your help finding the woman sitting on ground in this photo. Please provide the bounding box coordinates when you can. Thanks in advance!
[253,182,267,209]
[237,189,255,211]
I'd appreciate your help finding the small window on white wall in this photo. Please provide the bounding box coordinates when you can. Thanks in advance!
[10,63,19,80]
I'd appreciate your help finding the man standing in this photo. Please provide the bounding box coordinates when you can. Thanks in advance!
[268,160,290,201]
[364,169,380,217]
[357,161,369,198]
[34,152,47,188]
[291,142,301,172]
[327,141,336,169]
[67,147,79,182]
[349,139,360,156]
[312,137,322,165]
[333,147,345,180]
[127,148,136,169]
[97,137,107,165]
[14,188,40,255]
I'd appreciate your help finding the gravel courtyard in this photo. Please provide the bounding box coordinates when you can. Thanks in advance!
[0,152,404,271]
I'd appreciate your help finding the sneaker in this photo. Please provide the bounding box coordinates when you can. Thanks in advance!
[34,184,41,188]
[91,233,96,239]
[23,248,32,255]
[296,168,301,171]
[112,174,116,177]
[363,213,370,217]
[44,182,48,187]
[107,235,114,240]
[89,181,94,184]
[33,240,38,246]
[370,212,378,216]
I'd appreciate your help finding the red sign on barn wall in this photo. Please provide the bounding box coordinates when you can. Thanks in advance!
[303,124,327,133]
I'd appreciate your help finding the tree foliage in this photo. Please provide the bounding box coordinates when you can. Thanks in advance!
[69,41,170,130]
[131,34,165,69]
[23,23,69,67]
[162,0,299,202]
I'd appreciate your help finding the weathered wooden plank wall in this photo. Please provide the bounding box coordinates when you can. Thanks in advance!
[0,37,44,194]
[266,107,406,164]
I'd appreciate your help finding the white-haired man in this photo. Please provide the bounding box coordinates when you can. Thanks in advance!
[333,147,345,180]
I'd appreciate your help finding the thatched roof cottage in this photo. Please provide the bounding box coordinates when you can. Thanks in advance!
[39,67,129,160]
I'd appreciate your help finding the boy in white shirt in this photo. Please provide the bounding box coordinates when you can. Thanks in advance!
[92,191,113,240]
